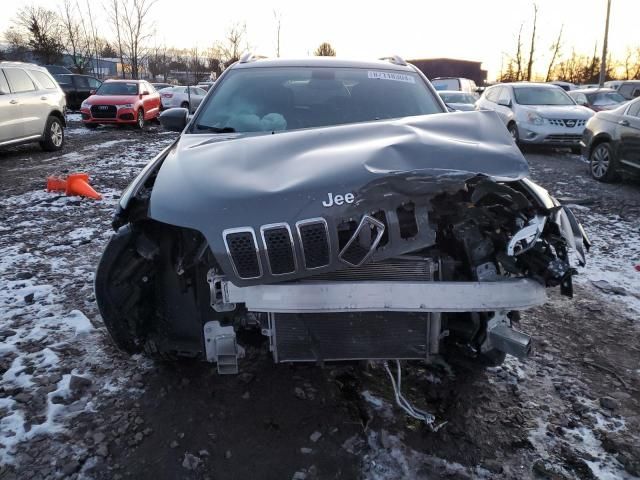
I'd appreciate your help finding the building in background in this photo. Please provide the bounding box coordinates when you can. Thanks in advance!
[409,58,487,86]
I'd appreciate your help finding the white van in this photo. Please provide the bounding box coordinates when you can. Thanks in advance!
[430,77,478,96]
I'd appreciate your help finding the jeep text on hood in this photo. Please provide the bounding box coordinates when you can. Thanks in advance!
[95,58,589,394]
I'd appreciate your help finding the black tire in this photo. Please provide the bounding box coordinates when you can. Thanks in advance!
[180,101,190,111]
[84,123,98,130]
[507,122,519,144]
[39,116,65,151]
[589,142,618,182]
[137,108,145,129]
[95,225,154,354]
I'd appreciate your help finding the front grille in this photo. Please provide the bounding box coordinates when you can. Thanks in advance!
[548,119,586,127]
[297,219,330,269]
[338,215,385,267]
[544,134,582,143]
[224,229,261,279]
[262,225,295,275]
[90,105,117,118]
[308,257,436,281]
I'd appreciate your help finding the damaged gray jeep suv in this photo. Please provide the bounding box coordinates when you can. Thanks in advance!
[95,55,590,374]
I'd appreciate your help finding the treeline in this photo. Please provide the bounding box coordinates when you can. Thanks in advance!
[1,1,251,80]
[499,2,640,84]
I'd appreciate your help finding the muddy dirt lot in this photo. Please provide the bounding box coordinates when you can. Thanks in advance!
[1,118,639,480]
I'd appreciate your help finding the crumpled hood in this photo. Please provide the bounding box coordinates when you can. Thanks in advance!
[149,110,529,282]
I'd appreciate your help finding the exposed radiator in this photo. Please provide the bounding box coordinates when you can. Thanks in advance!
[268,312,438,363]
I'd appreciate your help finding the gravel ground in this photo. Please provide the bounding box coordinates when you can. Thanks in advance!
[0,120,638,480]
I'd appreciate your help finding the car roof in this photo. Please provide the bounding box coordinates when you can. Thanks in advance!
[437,90,472,94]
[570,88,617,94]
[230,57,416,72]
[104,79,144,83]
[0,61,49,71]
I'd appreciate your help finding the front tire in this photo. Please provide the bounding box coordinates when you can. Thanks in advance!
[590,142,618,182]
[40,116,65,151]
[507,122,519,144]
[137,108,145,129]
[180,101,190,112]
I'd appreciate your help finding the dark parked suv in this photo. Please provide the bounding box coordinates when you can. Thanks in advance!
[53,74,102,110]
[95,56,589,386]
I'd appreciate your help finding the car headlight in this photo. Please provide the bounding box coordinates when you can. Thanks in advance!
[117,104,134,109]
[81,101,90,108]
[526,112,545,125]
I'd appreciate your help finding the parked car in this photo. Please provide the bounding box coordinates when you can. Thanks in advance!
[613,80,640,100]
[578,83,600,89]
[568,88,628,112]
[53,74,102,110]
[152,82,174,91]
[0,61,66,151]
[44,64,72,75]
[197,81,215,91]
[437,90,476,111]
[160,86,207,112]
[80,79,161,129]
[550,81,576,91]
[476,82,594,153]
[604,80,623,90]
[95,56,588,379]
[581,97,640,181]
[430,77,478,95]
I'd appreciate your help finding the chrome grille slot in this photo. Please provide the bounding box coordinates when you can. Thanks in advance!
[223,228,261,279]
[296,219,330,269]
[338,215,385,267]
[261,224,296,275]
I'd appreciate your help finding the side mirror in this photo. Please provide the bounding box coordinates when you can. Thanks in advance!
[497,98,511,108]
[159,107,188,132]
[89,89,96,95]
[142,90,149,96]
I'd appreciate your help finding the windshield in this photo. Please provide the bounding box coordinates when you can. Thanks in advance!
[431,79,460,91]
[513,87,575,106]
[590,91,626,106]
[96,82,139,95]
[439,92,475,104]
[53,74,72,85]
[194,67,442,133]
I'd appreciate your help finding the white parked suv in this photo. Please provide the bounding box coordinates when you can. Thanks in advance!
[476,82,594,153]
[0,61,67,151]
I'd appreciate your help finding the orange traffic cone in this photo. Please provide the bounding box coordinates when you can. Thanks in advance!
[46,173,102,200]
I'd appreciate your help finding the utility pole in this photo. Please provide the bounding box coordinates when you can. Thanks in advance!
[274,10,282,57]
[599,0,611,86]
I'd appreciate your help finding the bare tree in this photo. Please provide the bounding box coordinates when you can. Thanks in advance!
[515,24,524,81]
[545,24,563,82]
[2,28,30,61]
[84,0,101,77]
[108,0,126,77]
[273,10,282,58]
[119,0,157,79]
[59,0,93,73]
[526,3,538,81]
[213,22,249,67]
[314,42,336,56]
[14,6,64,64]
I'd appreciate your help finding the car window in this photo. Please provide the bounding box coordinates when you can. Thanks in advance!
[431,78,459,91]
[0,70,9,94]
[498,87,511,103]
[196,88,207,96]
[53,74,72,85]
[619,84,634,98]
[195,67,442,133]
[570,92,588,104]
[75,76,90,88]
[4,68,36,93]
[88,78,101,89]
[627,99,640,118]
[96,82,139,95]
[29,70,57,90]
[591,91,626,106]
[513,87,574,105]
[485,87,501,103]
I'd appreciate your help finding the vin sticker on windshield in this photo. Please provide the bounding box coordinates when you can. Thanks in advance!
[368,71,415,83]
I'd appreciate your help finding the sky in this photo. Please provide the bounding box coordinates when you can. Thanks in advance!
[1,0,638,80]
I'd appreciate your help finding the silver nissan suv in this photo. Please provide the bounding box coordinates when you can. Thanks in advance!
[0,61,67,151]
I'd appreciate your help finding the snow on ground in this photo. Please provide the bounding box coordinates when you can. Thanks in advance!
[0,133,175,465]
[570,208,640,314]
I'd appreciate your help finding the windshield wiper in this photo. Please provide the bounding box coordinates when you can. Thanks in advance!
[195,125,236,133]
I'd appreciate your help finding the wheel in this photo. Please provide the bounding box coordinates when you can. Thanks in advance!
[590,142,618,182]
[137,108,145,129]
[95,225,153,354]
[39,116,65,151]
[507,122,519,144]
[180,101,190,111]
[84,123,98,130]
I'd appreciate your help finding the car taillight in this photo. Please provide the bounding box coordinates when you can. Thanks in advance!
[162,93,173,98]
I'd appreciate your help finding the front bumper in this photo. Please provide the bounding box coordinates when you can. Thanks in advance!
[517,122,586,146]
[80,106,138,124]
[219,278,546,313]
